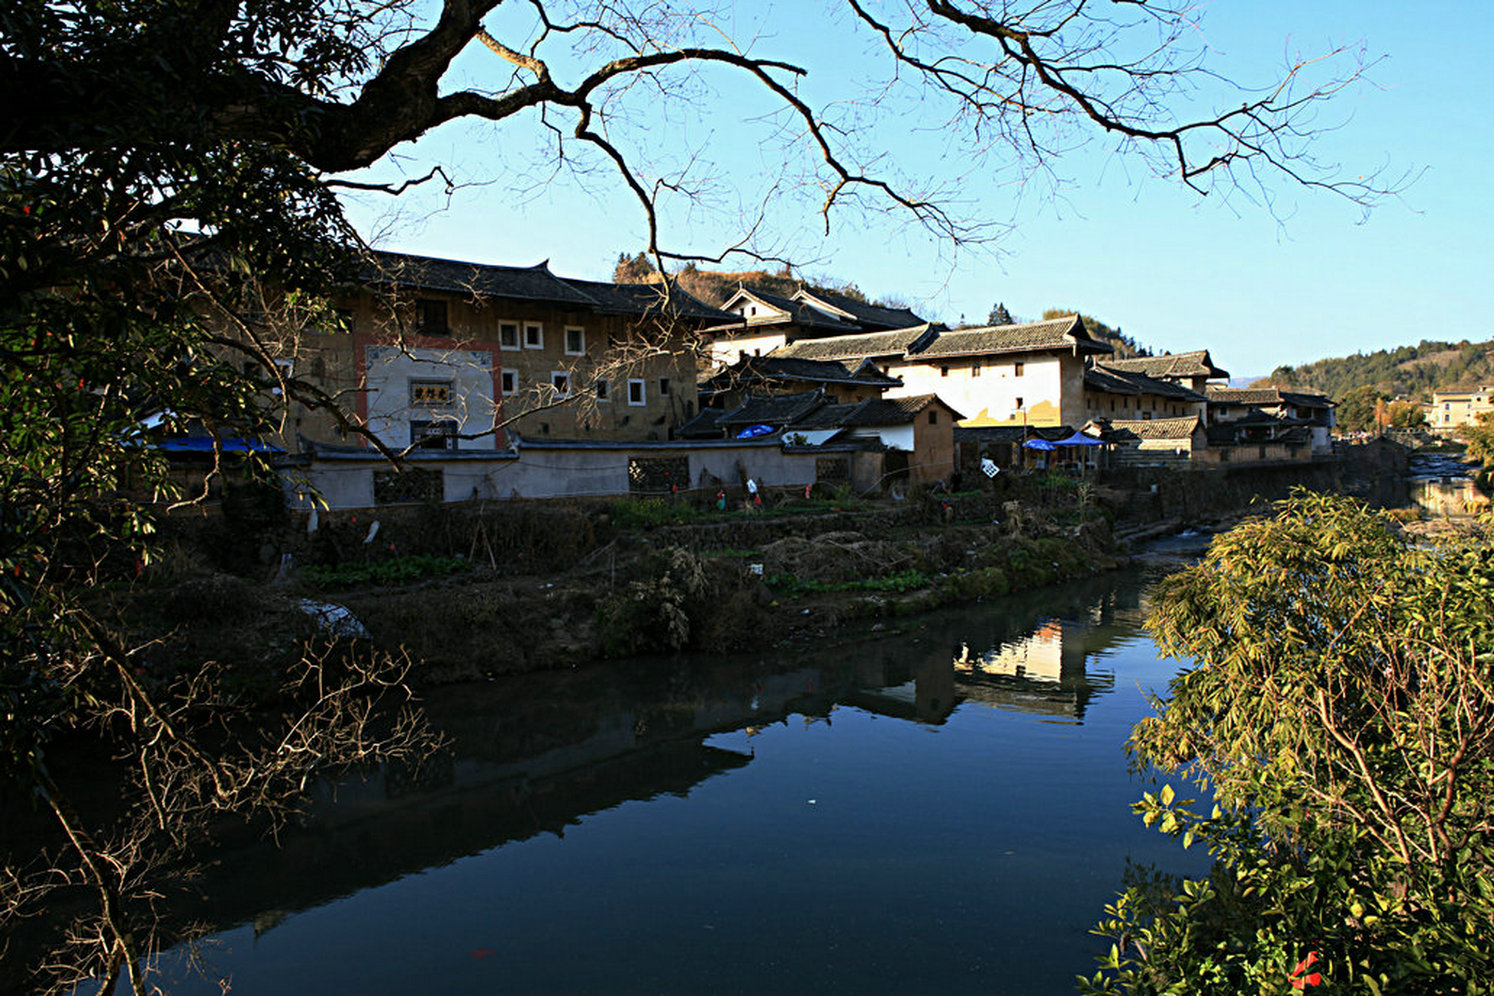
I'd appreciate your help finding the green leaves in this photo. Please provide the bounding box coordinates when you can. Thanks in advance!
[1093,494,1494,993]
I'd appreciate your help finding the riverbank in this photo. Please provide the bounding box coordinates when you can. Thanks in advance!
[109,460,1350,690]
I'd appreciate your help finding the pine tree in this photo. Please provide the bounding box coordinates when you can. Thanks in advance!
[986,301,1014,326]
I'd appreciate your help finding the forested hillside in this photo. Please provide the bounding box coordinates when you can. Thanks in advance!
[1268,339,1494,401]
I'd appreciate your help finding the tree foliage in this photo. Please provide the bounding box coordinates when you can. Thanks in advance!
[1085,494,1494,994]
[1270,339,1494,403]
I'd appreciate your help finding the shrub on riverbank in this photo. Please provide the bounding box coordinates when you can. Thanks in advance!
[1084,493,1494,994]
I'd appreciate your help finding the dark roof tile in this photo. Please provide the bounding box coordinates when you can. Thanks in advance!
[912,315,1110,360]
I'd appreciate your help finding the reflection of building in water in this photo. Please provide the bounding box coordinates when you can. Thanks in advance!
[844,649,959,725]
[953,618,1118,723]
[962,620,1068,683]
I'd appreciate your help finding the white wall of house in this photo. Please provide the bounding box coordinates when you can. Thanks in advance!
[708,330,789,367]
[281,441,844,509]
[363,345,496,448]
[890,354,1067,427]
[846,424,915,451]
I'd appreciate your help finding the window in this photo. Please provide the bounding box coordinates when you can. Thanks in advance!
[971,363,981,377]
[628,379,646,405]
[940,366,950,377]
[550,371,571,397]
[1013,361,1025,376]
[565,327,586,355]
[628,456,689,493]
[500,370,517,395]
[524,323,544,349]
[499,321,520,350]
[409,379,453,406]
[927,410,938,425]
[595,379,610,401]
[1015,397,1024,409]
[658,376,672,396]
[415,299,448,336]
[374,467,443,503]
[410,419,457,451]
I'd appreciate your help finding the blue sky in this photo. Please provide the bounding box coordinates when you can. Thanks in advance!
[340,2,1493,382]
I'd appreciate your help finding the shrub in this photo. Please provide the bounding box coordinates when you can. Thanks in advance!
[1084,493,1494,994]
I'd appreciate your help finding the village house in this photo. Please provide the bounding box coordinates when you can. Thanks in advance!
[677,388,962,486]
[768,314,1110,430]
[276,251,738,454]
[707,286,929,366]
[1081,364,1210,425]
[1429,385,1494,430]
[1206,386,1336,456]
[1094,350,1230,395]
[698,353,904,410]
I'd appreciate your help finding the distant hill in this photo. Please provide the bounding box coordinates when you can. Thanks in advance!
[1267,339,1494,401]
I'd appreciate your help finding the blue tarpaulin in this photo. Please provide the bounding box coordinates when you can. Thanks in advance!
[1022,438,1057,451]
[152,437,283,454]
[736,424,776,439]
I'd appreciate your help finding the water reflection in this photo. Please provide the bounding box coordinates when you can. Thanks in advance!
[33,562,1191,996]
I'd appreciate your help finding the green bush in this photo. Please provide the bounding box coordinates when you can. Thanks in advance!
[300,554,471,589]
[1084,493,1494,994]
[766,569,931,597]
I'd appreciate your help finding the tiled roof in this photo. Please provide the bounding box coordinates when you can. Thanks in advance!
[1101,416,1202,442]
[794,289,926,331]
[1101,350,1229,381]
[700,355,902,395]
[564,278,739,323]
[1084,366,1141,396]
[363,250,741,324]
[911,315,1111,360]
[1208,387,1334,408]
[366,251,598,306]
[1089,364,1207,402]
[953,425,1078,444]
[674,408,729,439]
[769,324,941,362]
[732,288,861,331]
[1278,390,1336,409]
[790,393,963,429]
[716,390,829,428]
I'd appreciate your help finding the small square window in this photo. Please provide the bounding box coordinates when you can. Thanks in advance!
[1014,361,1025,376]
[415,299,448,336]
[927,410,938,425]
[524,324,544,349]
[565,327,585,355]
[596,379,610,401]
[1015,397,1024,409]
[499,322,520,350]
[500,370,517,395]
[658,376,672,396]
[971,364,981,377]
[628,379,646,406]
[940,366,950,377]
[410,419,457,451]
[550,371,571,397]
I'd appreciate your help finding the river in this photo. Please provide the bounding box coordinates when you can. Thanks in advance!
[78,553,1210,995]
